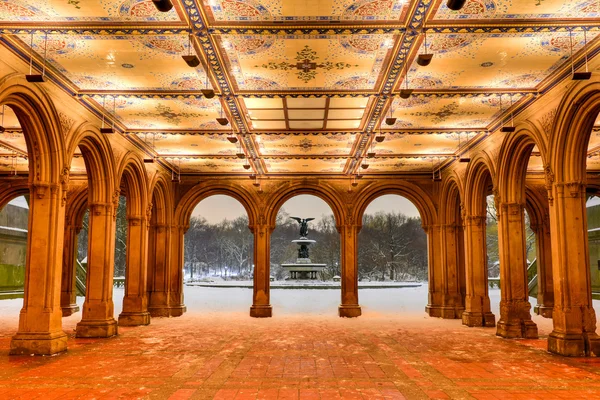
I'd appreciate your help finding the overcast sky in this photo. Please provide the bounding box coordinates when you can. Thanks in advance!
[192,194,420,224]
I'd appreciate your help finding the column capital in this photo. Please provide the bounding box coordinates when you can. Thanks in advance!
[554,180,586,198]
[498,202,525,216]
[89,202,113,216]
[464,215,486,226]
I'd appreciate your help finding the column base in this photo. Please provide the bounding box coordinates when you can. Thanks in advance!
[76,318,118,338]
[426,305,464,319]
[118,312,151,326]
[496,320,538,339]
[148,306,186,318]
[462,311,496,327]
[61,304,80,317]
[9,331,68,356]
[250,304,272,318]
[338,304,362,318]
[548,331,600,357]
[534,305,553,318]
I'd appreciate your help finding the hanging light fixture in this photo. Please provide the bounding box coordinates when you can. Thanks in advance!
[100,96,115,134]
[26,33,47,83]
[459,132,470,163]
[144,133,157,163]
[351,174,358,187]
[375,124,385,143]
[416,29,433,67]
[152,0,173,12]
[500,94,516,133]
[171,158,181,183]
[400,49,413,99]
[385,101,397,125]
[570,29,592,80]
[446,0,467,11]
[243,157,251,170]
[182,33,200,67]
[201,71,215,99]
[216,101,229,126]
[367,140,376,158]
[361,159,369,169]
[0,105,5,133]
[236,142,245,159]
[227,128,238,143]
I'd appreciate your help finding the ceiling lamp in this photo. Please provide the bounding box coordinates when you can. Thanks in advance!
[400,49,413,99]
[182,33,200,67]
[26,33,47,83]
[143,133,156,163]
[152,0,173,12]
[201,72,215,98]
[351,175,358,187]
[570,29,592,80]
[236,143,245,159]
[243,158,251,170]
[227,129,238,143]
[446,0,467,11]
[416,30,433,67]
[458,132,470,163]
[367,141,376,158]
[385,103,397,125]
[500,94,516,133]
[361,160,369,170]
[100,96,115,134]
[0,105,5,133]
[216,102,229,126]
[171,159,181,183]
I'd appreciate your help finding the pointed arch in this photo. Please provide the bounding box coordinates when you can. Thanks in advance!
[464,151,496,217]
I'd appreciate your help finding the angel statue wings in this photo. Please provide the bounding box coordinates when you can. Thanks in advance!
[290,217,315,238]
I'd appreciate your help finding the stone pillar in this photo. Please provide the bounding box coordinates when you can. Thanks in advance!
[339,224,361,318]
[167,224,186,317]
[61,222,81,316]
[548,181,600,356]
[496,202,538,339]
[434,224,465,319]
[10,184,68,355]
[425,224,445,317]
[462,215,495,327]
[148,223,174,317]
[531,215,554,318]
[250,224,272,317]
[118,215,150,326]
[76,203,118,338]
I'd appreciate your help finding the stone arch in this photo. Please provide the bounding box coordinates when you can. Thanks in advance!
[440,173,464,225]
[464,151,496,217]
[0,74,65,185]
[67,122,116,205]
[175,182,258,231]
[148,173,173,226]
[116,152,149,217]
[497,122,548,204]
[266,182,344,229]
[550,81,600,182]
[65,185,89,228]
[0,179,29,210]
[353,181,437,228]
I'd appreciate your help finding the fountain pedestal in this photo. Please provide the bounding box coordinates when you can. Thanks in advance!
[281,239,326,280]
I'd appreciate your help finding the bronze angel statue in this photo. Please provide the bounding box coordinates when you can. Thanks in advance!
[290,217,315,238]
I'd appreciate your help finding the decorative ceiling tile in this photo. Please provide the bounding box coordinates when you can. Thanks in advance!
[259,133,355,156]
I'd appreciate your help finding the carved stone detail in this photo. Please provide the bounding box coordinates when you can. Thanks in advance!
[540,107,557,138]
[58,112,75,136]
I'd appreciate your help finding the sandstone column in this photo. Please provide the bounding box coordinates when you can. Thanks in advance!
[435,224,465,318]
[10,183,68,355]
[148,222,173,316]
[338,224,361,317]
[60,221,81,316]
[531,215,554,318]
[548,181,600,356]
[462,215,495,327]
[76,202,118,337]
[167,224,186,317]
[496,202,538,338]
[425,224,447,317]
[118,215,150,326]
[250,223,272,317]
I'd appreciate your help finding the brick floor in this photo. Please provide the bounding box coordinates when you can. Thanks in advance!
[2,297,600,399]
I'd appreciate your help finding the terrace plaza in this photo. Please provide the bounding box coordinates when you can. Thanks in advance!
[2,0,600,398]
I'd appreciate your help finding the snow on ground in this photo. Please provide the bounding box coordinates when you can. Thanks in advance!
[1,285,599,338]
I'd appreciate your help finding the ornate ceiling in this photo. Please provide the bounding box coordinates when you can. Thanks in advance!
[0,0,599,176]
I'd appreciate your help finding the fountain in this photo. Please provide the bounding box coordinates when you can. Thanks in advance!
[281,217,326,280]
